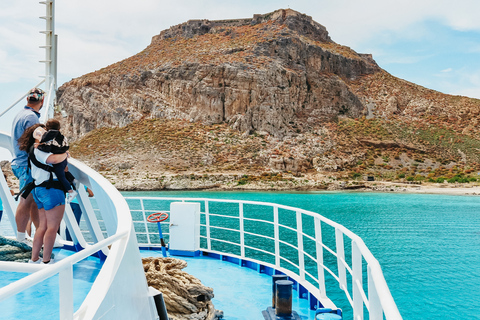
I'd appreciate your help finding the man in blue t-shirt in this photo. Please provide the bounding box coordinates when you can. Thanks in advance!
[10,88,45,245]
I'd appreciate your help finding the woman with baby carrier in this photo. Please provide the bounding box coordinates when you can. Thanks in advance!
[17,123,69,264]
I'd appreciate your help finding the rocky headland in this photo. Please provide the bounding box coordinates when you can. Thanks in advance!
[51,9,480,193]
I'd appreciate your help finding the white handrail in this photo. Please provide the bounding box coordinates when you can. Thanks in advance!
[0,80,45,119]
[127,196,403,320]
[0,231,127,300]
[0,130,157,320]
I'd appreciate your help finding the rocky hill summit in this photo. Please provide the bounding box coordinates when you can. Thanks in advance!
[58,9,379,140]
[56,9,480,191]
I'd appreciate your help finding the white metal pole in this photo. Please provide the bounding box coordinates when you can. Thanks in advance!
[239,203,245,258]
[140,198,148,245]
[368,265,383,320]
[335,228,347,291]
[39,0,56,120]
[314,217,326,298]
[296,211,305,280]
[352,241,364,320]
[273,206,280,267]
[205,201,211,251]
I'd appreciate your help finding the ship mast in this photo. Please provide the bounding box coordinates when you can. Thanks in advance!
[0,1,57,120]
[0,1,58,234]
[40,0,57,121]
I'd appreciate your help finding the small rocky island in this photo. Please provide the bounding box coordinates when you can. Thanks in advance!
[45,9,480,192]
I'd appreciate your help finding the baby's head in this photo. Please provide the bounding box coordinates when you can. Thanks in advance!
[45,119,60,131]
[33,126,47,141]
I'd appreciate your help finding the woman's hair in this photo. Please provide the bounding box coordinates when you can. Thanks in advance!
[45,119,60,131]
[18,123,46,152]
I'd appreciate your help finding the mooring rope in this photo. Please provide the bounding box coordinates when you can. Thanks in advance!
[0,236,32,262]
[143,257,223,320]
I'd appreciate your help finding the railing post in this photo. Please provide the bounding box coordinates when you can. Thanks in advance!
[59,264,74,320]
[352,241,364,320]
[335,228,347,291]
[368,265,383,320]
[273,206,280,267]
[77,183,108,256]
[314,218,326,298]
[140,198,149,246]
[205,201,211,251]
[63,203,87,247]
[0,171,18,235]
[239,202,245,258]
[296,211,305,281]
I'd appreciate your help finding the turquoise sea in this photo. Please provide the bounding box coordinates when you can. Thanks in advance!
[122,190,480,320]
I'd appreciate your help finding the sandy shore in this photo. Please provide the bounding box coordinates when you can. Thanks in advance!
[4,158,480,195]
[362,181,480,195]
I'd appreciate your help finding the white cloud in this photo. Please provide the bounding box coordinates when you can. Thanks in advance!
[56,29,133,84]
[381,54,434,65]
[433,0,480,31]
[2,0,480,108]
[456,87,480,99]
[441,68,453,73]
[434,67,480,99]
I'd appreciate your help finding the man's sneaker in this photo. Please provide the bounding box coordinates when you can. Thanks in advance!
[20,237,33,247]
[43,258,54,265]
[66,190,78,203]
[28,258,42,264]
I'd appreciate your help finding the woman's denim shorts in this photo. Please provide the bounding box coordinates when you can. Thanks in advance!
[32,186,65,211]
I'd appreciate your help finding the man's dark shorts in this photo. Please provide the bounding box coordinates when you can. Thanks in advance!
[11,165,33,191]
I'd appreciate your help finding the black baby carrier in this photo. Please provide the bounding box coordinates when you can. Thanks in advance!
[16,147,74,200]
[38,130,69,154]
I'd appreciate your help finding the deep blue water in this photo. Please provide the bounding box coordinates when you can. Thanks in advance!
[123,190,480,320]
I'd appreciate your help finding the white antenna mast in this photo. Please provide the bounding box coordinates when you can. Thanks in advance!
[0,1,57,119]
[39,0,57,121]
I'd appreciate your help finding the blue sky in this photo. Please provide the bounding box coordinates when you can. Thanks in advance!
[1,0,480,160]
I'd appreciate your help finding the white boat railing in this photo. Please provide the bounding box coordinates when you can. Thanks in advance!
[0,1,158,318]
[126,196,403,320]
[0,131,157,320]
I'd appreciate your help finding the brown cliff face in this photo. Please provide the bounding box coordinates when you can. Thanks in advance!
[57,8,379,141]
[58,8,480,185]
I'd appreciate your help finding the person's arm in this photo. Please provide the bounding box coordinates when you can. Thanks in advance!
[46,153,68,164]
[53,161,72,192]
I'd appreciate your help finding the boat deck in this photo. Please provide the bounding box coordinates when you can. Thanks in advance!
[0,247,316,319]
[0,248,102,320]
[141,250,317,320]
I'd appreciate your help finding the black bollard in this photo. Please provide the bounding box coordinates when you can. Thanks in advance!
[153,292,169,320]
[275,280,293,317]
[271,274,288,308]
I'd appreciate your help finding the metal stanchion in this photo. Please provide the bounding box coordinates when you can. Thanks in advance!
[272,274,288,308]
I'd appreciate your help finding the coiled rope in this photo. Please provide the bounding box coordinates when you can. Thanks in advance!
[143,257,223,320]
[0,236,32,262]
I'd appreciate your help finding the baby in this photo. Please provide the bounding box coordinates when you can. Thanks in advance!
[34,119,77,201]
